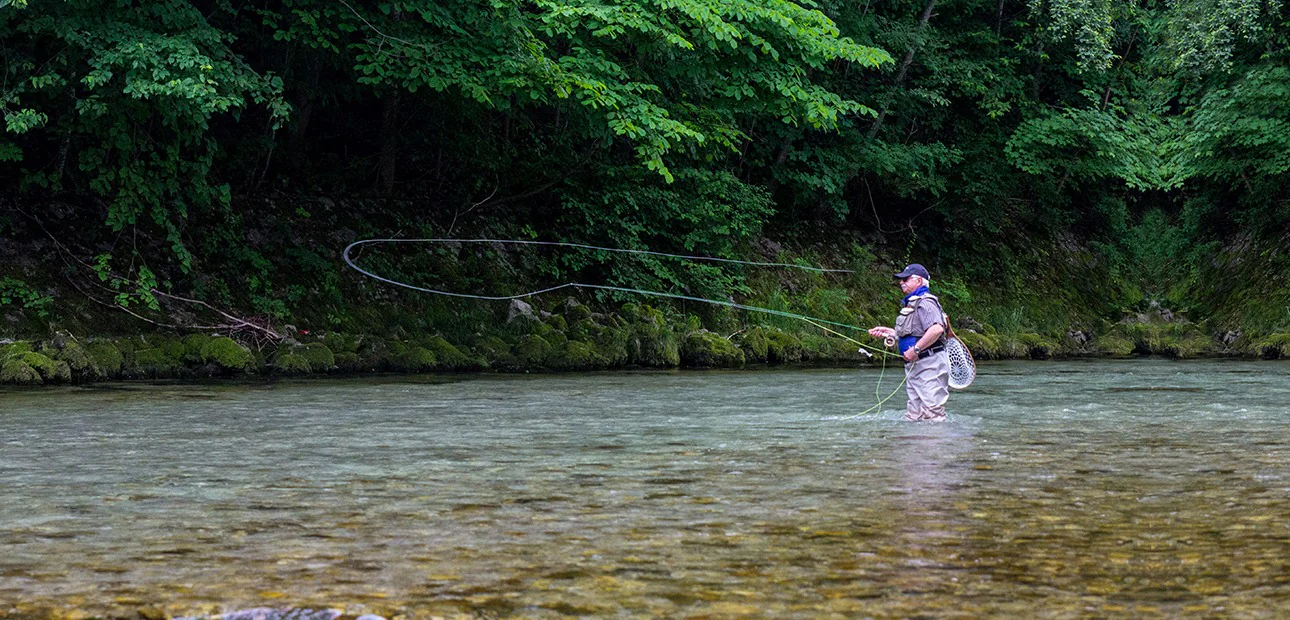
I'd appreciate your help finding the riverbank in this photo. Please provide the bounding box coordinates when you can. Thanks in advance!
[4,298,1287,386]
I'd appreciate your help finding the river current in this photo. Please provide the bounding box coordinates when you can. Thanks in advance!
[3,359,1290,618]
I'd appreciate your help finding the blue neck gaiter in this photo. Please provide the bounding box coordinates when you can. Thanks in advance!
[901,285,929,306]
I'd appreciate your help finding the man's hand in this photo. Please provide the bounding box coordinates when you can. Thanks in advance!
[868,326,895,340]
[902,347,918,363]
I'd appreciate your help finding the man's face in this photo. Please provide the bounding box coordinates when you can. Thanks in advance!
[898,275,922,295]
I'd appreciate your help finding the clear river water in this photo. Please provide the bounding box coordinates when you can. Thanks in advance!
[4,359,1290,618]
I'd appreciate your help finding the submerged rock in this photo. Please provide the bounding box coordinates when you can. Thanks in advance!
[175,608,375,620]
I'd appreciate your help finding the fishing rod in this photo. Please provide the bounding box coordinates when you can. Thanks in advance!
[342,237,910,416]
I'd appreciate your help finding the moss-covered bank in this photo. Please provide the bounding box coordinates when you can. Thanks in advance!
[2,298,1282,386]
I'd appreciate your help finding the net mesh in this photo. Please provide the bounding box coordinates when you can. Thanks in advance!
[946,337,975,389]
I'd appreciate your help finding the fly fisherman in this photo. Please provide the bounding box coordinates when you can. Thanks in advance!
[868,264,949,421]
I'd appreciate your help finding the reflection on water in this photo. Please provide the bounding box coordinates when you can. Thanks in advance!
[3,359,1290,617]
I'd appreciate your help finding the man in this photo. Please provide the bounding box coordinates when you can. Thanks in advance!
[868,264,949,421]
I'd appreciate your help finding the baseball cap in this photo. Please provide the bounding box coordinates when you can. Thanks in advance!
[893,264,930,280]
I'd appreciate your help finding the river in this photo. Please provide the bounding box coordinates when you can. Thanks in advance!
[3,359,1290,617]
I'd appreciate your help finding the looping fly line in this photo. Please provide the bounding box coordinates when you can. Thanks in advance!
[342,238,909,417]
[342,238,898,358]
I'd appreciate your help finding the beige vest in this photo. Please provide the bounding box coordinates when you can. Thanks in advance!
[895,293,945,340]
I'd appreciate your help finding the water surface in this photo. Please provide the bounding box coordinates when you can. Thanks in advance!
[4,359,1290,617]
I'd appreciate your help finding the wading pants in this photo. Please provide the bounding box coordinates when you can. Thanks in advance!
[904,351,949,421]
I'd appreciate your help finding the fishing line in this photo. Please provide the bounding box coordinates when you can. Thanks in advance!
[342,238,906,416]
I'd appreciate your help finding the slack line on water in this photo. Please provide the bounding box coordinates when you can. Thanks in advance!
[342,238,935,417]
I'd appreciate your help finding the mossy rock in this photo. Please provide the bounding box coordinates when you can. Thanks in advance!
[543,314,568,332]
[423,336,483,371]
[272,352,314,375]
[740,328,770,363]
[1251,332,1290,359]
[156,338,188,362]
[47,340,100,379]
[1017,333,1059,359]
[10,351,72,382]
[798,332,874,364]
[739,327,804,364]
[514,334,553,367]
[1161,331,1215,359]
[765,328,804,364]
[334,351,362,372]
[680,331,745,368]
[296,342,336,372]
[547,340,610,370]
[0,358,42,385]
[569,320,629,367]
[955,331,1002,360]
[0,341,34,365]
[132,347,186,378]
[201,336,255,372]
[627,323,679,368]
[388,344,437,372]
[86,341,125,376]
[543,329,568,347]
[1092,333,1135,357]
[322,332,362,354]
[563,298,592,322]
[183,334,213,364]
[473,335,515,363]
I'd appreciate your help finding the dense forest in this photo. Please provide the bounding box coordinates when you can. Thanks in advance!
[2,0,1290,381]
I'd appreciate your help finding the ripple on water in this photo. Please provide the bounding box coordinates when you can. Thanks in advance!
[4,360,1290,617]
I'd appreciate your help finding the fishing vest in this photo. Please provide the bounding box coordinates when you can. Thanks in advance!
[895,293,947,342]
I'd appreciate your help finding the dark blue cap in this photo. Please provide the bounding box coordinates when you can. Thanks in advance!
[894,264,930,280]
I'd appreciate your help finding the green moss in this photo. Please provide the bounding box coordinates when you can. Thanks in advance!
[157,338,187,362]
[1092,333,1135,357]
[86,341,124,376]
[569,320,629,367]
[626,323,679,367]
[183,334,213,364]
[740,328,770,363]
[423,336,482,371]
[296,342,336,372]
[798,332,876,364]
[48,340,99,379]
[11,351,71,382]
[547,340,609,370]
[955,331,1001,360]
[739,327,804,364]
[544,314,568,331]
[563,299,592,322]
[273,352,313,375]
[323,332,362,354]
[334,351,362,371]
[202,336,255,372]
[1161,331,1214,359]
[133,347,185,378]
[764,328,803,363]
[474,335,514,362]
[543,329,568,347]
[386,344,437,372]
[680,331,745,368]
[0,341,33,360]
[0,358,42,384]
[1017,333,1059,359]
[1251,332,1290,359]
[514,334,553,366]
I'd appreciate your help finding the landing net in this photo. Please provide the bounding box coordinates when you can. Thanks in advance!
[946,336,976,390]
